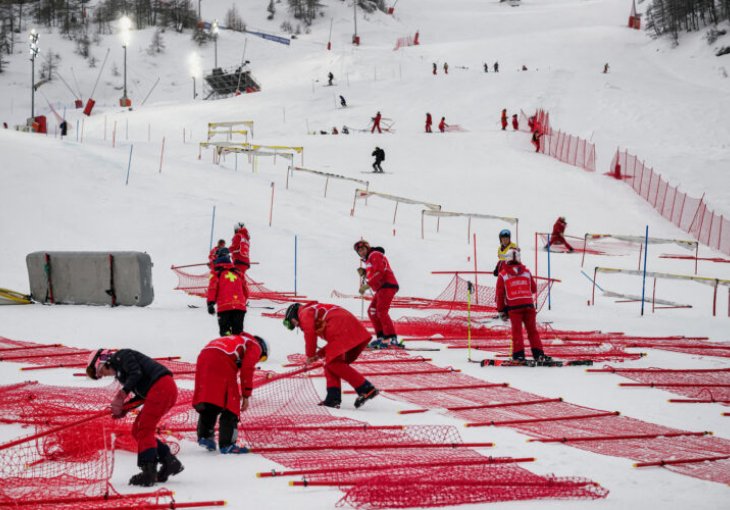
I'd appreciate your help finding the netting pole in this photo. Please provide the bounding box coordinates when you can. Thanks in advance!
[420,210,425,239]
[637,242,643,271]
[712,280,718,317]
[269,182,275,227]
[467,217,471,244]
[209,205,216,251]
[393,201,399,224]
[640,225,649,316]
[286,165,291,189]
[547,234,552,310]
[473,233,479,304]
[695,243,699,275]
[158,136,165,173]
[581,234,588,267]
[591,267,598,306]
[294,235,298,296]
[124,144,134,186]
[324,176,329,198]
[467,281,473,361]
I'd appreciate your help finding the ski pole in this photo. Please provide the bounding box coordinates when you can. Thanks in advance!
[467,281,473,361]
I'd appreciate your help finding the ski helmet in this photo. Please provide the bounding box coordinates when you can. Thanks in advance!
[254,336,269,362]
[353,240,370,253]
[283,303,301,330]
[499,229,511,239]
[86,348,115,380]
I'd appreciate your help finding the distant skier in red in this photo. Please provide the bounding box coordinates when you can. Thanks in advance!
[354,240,400,349]
[496,249,551,362]
[432,63,437,75]
[438,116,448,133]
[548,216,574,252]
[425,113,432,133]
[229,222,250,274]
[282,302,380,409]
[531,130,542,152]
[512,114,519,131]
[371,111,382,133]
[501,109,508,131]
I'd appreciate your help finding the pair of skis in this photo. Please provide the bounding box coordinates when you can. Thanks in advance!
[479,358,594,367]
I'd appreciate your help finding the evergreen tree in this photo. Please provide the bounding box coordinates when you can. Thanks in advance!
[147,26,165,54]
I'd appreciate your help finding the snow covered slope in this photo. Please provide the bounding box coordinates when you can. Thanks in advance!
[0,0,728,508]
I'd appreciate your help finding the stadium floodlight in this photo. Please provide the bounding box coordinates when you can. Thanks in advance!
[212,20,219,68]
[29,29,39,119]
[119,16,132,106]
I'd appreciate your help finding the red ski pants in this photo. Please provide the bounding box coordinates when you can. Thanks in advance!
[324,341,368,390]
[549,234,574,251]
[368,287,398,337]
[132,375,178,454]
[508,307,544,355]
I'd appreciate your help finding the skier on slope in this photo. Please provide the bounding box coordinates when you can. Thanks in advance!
[371,146,385,173]
[425,112,433,133]
[193,333,268,454]
[354,240,400,349]
[484,63,489,73]
[283,302,380,409]
[493,228,519,276]
[494,61,499,72]
[547,216,574,252]
[328,72,334,86]
[438,116,448,133]
[86,349,183,486]
[432,62,437,75]
[501,109,508,130]
[229,222,251,274]
[512,114,519,131]
[443,62,449,74]
[371,111,383,133]
[207,247,248,335]
[340,95,347,107]
[496,248,552,362]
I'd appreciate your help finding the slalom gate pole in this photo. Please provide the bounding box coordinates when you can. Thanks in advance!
[11,490,174,507]
[269,182,275,226]
[581,233,588,267]
[547,234,552,310]
[0,343,62,353]
[640,225,649,316]
[473,233,479,304]
[581,270,604,292]
[294,235,298,296]
[158,137,165,173]
[209,205,216,251]
[634,455,730,468]
[124,144,134,185]
[259,362,323,387]
[467,281,473,362]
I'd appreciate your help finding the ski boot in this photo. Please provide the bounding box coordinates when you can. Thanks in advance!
[354,381,380,409]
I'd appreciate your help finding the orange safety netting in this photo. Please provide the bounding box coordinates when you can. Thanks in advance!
[313,350,730,485]
[171,263,308,303]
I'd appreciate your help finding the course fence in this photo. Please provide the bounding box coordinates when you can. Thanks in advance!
[609,148,729,257]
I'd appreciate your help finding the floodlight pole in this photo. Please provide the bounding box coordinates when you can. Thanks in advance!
[29,29,39,120]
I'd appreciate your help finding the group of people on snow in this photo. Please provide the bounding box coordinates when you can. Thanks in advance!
[425,113,449,133]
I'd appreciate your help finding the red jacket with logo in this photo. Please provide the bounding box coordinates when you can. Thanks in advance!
[364,249,399,292]
[207,264,248,313]
[297,303,371,361]
[552,218,567,236]
[496,262,537,311]
[192,333,262,415]
[229,227,250,266]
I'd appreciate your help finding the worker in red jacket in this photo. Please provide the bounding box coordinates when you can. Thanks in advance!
[207,248,248,336]
[282,302,379,409]
[354,240,400,349]
[501,109,508,130]
[229,222,250,273]
[531,130,542,152]
[438,116,448,133]
[193,333,268,454]
[371,111,382,133]
[512,114,519,131]
[425,113,432,133]
[548,216,574,252]
[496,249,550,362]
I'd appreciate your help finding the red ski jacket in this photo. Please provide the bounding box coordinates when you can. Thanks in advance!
[192,333,262,415]
[230,227,250,266]
[364,249,399,292]
[552,218,567,236]
[297,303,371,361]
[496,263,536,311]
[207,264,248,313]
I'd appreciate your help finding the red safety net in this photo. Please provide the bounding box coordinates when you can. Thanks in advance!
[325,350,730,485]
[0,338,198,379]
[540,129,597,172]
[592,367,730,404]
[536,233,615,255]
[609,148,730,257]
[393,32,419,50]
[0,380,202,509]
[171,263,308,302]
[158,359,607,508]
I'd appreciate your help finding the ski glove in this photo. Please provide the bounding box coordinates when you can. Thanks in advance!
[111,390,128,418]
[207,303,216,315]
[358,284,370,295]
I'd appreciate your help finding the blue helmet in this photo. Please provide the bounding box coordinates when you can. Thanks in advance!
[499,229,511,239]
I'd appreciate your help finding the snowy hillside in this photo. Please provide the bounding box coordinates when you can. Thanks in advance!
[1,0,729,509]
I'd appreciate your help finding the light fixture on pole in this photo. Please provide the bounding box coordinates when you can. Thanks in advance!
[29,29,39,121]
[119,16,132,107]
[352,1,359,45]
[212,20,219,69]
